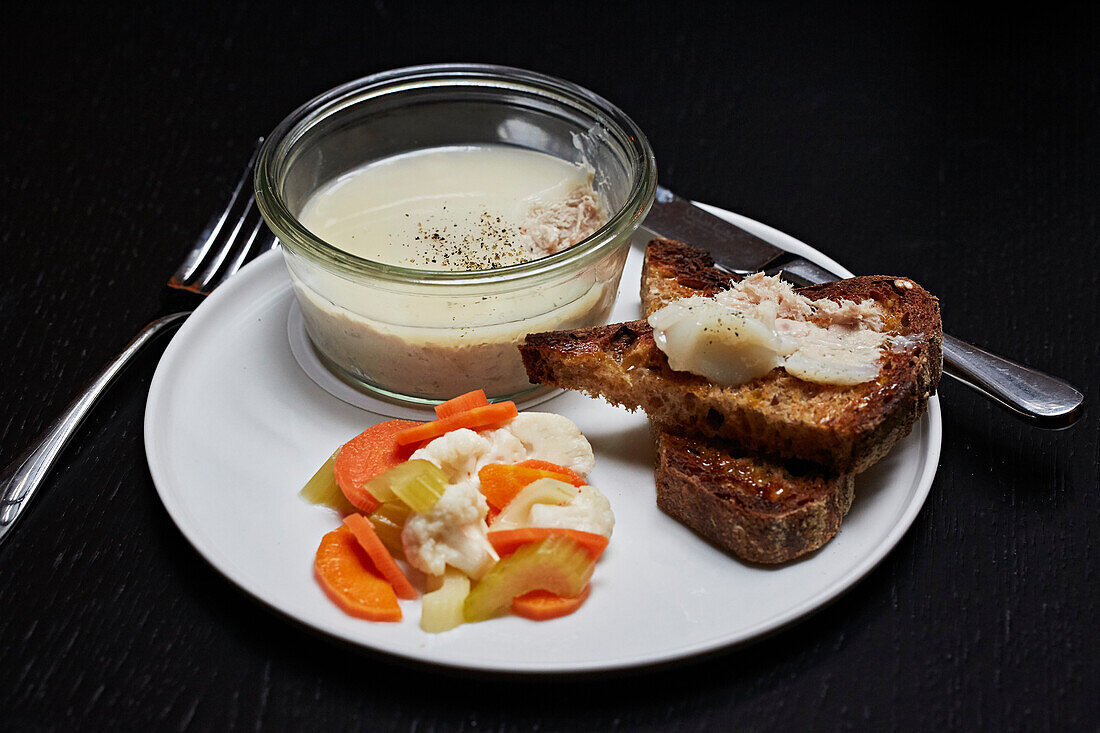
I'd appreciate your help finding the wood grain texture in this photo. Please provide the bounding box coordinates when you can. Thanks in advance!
[1,2,1096,730]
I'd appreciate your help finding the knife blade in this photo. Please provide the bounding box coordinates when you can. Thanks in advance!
[642,185,841,287]
[638,185,1085,428]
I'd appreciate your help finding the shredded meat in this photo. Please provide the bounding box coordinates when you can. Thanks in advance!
[521,188,605,258]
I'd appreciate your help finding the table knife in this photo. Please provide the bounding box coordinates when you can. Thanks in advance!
[642,186,1084,428]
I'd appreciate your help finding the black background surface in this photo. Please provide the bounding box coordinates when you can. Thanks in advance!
[2,3,1097,730]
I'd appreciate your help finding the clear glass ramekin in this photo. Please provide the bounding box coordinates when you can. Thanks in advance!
[255,63,656,404]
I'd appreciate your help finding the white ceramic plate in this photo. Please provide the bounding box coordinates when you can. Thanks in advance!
[144,205,941,674]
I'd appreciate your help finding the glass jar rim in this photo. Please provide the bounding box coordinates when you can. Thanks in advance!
[254,63,657,286]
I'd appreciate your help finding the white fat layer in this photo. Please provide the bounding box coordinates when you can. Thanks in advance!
[648,273,890,387]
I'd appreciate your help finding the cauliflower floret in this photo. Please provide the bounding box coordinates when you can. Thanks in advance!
[410,428,491,483]
[402,479,497,578]
[401,412,602,578]
[506,413,595,477]
[410,415,593,482]
[528,484,615,538]
[473,427,527,471]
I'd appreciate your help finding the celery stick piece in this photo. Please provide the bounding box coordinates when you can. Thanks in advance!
[372,500,411,527]
[463,536,594,623]
[362,467,397,503]
[368,501,411,560]
[367,517,406,561]
[421,569,471,633]
[386,460,448,513]
[299,450,356,514]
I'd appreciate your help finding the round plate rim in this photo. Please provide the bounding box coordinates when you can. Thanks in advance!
[144,202,941,674]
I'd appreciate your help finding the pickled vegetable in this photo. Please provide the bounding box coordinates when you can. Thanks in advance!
[434,389,489,419]
[421,568,471,633]
[365,459,447,512]
[511,585,591,621]
[300,451,357,515]
[488,528,608,561]
[463,536,595,622]
[515,459,586,487]
[333,420,422,513]
[394,402,518,446]
[314,526,401,621]
[344,513,418,600]
[478,463,578,511]
[490,478,574,531]
[368,501,411,560]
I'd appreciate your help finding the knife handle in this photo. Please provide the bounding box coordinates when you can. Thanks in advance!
[940,335,1084,428]
[759,254,1084,428]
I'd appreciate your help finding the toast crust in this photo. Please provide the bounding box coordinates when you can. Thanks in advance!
[521,239,943,473]
[641,237,734,306]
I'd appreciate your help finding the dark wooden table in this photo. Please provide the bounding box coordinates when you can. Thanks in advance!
[3,3,1096,730]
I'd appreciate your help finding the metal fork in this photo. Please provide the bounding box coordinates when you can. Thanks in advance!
[0,139,276,547]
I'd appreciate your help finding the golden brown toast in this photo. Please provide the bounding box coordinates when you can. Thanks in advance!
[518,239,942,563]
[522,239,943,474]
[652,431,855,563]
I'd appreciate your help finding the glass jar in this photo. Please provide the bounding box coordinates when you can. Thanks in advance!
[255,64,656,404]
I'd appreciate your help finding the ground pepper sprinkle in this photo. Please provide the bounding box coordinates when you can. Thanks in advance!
[402,209,532,270]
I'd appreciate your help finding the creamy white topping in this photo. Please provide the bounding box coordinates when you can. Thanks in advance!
[647,273,889,387]
[298,145,605,270]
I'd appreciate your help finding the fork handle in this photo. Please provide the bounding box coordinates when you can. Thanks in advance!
[0,312,190,547]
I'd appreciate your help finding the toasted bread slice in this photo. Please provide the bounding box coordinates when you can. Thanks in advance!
[521,239,942,473]
[653,431,854,563]
[643,239,853,561]
[641,235,736,307]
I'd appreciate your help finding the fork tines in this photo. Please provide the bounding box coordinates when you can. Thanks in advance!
[169,138,277,295]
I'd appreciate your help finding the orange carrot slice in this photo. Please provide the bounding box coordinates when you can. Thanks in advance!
[334,420,422,513]
[515,459,586,487]
[487,528,609,561]
[478,463,579,511]
[511,584,591,621]
[343,513,418,600]
[394,402,518,446]
[314,526,401,621]
[434,389,489,419]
